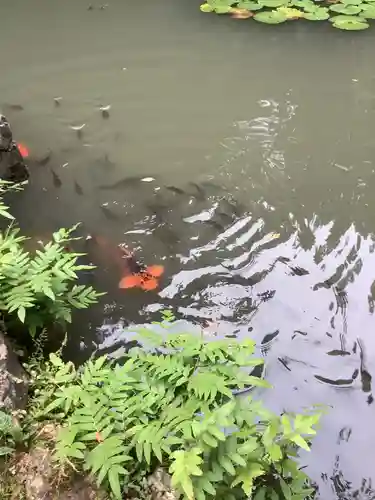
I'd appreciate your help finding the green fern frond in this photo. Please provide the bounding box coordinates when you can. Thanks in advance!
[36,320,321,500]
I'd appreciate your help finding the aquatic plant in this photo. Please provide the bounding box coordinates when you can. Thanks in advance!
[200,0,375,29]
[34,316,321,500]
[0,181,101,337]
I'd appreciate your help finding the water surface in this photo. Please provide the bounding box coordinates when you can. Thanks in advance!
[2,1,375,497]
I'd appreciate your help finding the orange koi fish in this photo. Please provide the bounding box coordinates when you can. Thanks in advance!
[17,143,29,158]
[86,235,164,291]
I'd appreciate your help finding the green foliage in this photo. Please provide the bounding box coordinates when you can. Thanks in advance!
[34,319,321,500]
[254,10,288,21]
[0,410,23,456]
[0,181,102,337]
[200,0,375,30]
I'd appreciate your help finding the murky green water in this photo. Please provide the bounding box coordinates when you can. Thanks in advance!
[2,0,375,497]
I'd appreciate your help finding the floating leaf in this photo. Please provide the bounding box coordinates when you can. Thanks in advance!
[304,6,329,18]
[360,4,375,16]
[254,9,288,21]
[214,5,232,12]
[342,0,362,4]
[231,7,254,17]
[259,0,289,7]
[329,4,362,13]
[330,14,370,28]
[290,0,315,8]
[237,0,263,9]
[277,6,304,17]
[200,3,215,11]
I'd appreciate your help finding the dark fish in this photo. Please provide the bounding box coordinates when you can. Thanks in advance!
[203,219,225,231]
[37,151,52,166]
[74,181,84,195]
[50,169,62,188]
[217,211,235,223]
[222,198,243,217]
[165,186,186,195]
[327,350,351,356]
[4,104,24,111]
[200,181,225,192]
[100,205,120,220]
[188,182,205,201]
[94,154,116,171]
[100,105,111,119]
[99,177,144,190]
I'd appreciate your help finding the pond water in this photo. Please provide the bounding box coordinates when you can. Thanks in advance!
[2,0,375,497]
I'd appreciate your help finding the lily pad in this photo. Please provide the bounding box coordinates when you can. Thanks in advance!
[329,3,362,13]
[259,0,289,7]
[360,4,375,16]
[254,9,288,21]
[200,3,215,11]
[341,0,362,5]
[237,1,263,9]
[291,0,313,6]
[304,6,330,18]
[290,0,315,7]
[277,6,305,17]
[214,5,232,12]
[331,14,370,27]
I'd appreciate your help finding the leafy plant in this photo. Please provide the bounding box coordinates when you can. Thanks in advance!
[34,319,321,500]
[0,181,102,337]
[0,410,23,457]
[254,9,288,21]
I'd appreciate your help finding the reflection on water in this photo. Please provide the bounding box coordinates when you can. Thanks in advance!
[93,192,375,500]
[2,0,375,497]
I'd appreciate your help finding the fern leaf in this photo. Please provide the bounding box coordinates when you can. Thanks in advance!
[231,463,265,496]
[170,448,203,500]
[108,464,128,499]
[188,372,232,402]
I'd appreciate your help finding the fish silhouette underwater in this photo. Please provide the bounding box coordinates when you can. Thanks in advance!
[86,235,164,291]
